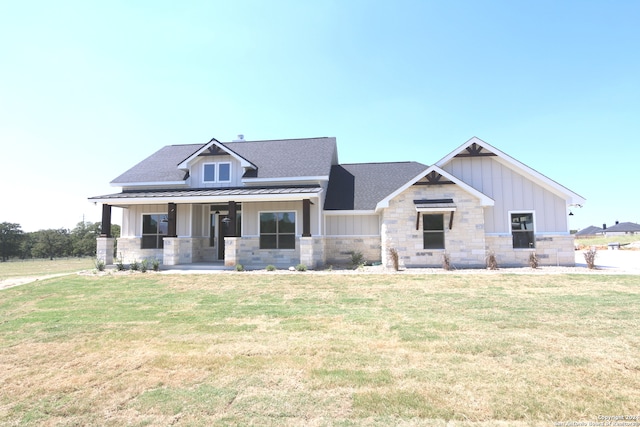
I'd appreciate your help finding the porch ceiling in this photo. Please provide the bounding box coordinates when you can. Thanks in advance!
[89,185,323,205]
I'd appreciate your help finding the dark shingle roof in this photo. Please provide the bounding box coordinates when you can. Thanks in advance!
[110,137,337,184]
[111,144,201,184]
[605,222,640,233]
[575,225,603,236]
[324,162,428,210]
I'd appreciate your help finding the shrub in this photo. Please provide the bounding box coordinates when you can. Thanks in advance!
[115,257,125,271]
[296,263,307,272]
[95,258,105,272]
[140,259,148,273]
[442,253,452,271]
[486,251,498,270]
[528,252,539,269]
[266,265,276,271]
[235,264,245,272]
[584,248,597,269]
[152,258,161,271]
[389,247,399,271]
[349,251,366,269]
[130,260,139,271]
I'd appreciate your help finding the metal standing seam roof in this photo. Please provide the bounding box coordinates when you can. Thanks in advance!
[89,186,323,200]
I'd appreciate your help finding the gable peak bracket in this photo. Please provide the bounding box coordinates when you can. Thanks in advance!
[455,143,497,158]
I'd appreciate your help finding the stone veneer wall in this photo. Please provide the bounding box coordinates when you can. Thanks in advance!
[233,237,301,269]
[485,234,575,267]
[381,185,487,268]
[116,237,162,265]
[324,236,381,266]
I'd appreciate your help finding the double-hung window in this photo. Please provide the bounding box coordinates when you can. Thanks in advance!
[141,214,167,249]
[423,214,445,249]
[203,162,231,183]
[511,212,535,248]
[260,212,296,249]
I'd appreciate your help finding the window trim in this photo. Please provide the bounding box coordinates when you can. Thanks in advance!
[509,210,536,249]
[141,213,168,249]
[202,162,232,184]
[423,213,445,250]
[259,210,297,250]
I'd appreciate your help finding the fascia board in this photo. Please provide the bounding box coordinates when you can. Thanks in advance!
[374,167,431,212]
[110,181,187,187]
[176,138,257,170]
[437,137,585,205]
[323,210,377,215]
[243,176,330,183]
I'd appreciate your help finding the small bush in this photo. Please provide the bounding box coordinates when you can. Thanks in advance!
[389,247,399,271]
[265,265,276,271]
[350,251,366,269]
[140,259,148,273]
[115,257,125,271]
[296,263,307,272]
[152,258,161,271]
[442,253,452,271]
[235,264,245,272]
[486,251,498,270]
[584,248,597,269]
[528,252,539,269]
[95,258,105,272]
[130,260,139,271]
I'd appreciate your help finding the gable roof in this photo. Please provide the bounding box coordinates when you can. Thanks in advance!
[374,165,495,211]
[324,162,428,211]
[436,137,586,205]
[110,137,337,186]
[575,225,604,236]
[605,222,640,233]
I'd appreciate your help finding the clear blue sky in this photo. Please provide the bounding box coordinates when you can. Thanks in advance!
[1,0,638,232]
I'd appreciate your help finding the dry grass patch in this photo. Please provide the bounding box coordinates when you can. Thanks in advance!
[0,273,639,425]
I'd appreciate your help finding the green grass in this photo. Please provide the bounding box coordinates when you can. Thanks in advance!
[576,234,639,247]
[1,272,639,426]
[0,257,94,280]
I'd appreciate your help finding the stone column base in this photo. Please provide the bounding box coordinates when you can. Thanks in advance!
[97,237,115,265]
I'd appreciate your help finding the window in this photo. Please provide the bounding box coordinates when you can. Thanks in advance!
[511,212,535,248]
[203,162,231,183]
[260,212,296,249]
[423,214,445,249]
[142,214,168,249]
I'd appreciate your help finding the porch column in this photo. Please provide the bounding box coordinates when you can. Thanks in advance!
[167,203,177,237]
[302,199,311,237]
[228,201,237,237]
[100,204,112,237]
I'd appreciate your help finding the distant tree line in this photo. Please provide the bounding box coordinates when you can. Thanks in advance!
[0,221,120,261]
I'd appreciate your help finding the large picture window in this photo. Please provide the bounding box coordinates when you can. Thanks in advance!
[511,212,535,248]
[260,212,296,249]
[423,214,445,249]
[142,214,168,249]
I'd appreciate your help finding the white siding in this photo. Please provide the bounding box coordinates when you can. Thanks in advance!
[189,155,243,188]
[325,215,380,236]
[121,204,193,237]
[443,157,568,233]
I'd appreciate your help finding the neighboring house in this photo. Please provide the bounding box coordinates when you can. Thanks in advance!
[575,225,604,237]
[90,136,585,269]
[603,221,640,236]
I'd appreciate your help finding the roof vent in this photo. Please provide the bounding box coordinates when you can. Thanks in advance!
[232,134,245,142]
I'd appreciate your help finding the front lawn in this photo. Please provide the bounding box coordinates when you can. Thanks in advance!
[1,273,638,426]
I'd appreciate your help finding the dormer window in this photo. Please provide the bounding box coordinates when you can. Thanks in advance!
[203,162,232,184]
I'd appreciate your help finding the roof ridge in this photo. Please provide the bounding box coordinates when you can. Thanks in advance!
[339,161,428,166]
[224,137,333,143]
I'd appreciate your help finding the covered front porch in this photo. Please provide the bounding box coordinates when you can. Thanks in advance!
[93,186,325,269]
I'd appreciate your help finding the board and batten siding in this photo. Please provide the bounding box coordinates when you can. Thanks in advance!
[443,157,568,233]
[122,204,192,237]
[189,155,243,188]
[325,214,380,236]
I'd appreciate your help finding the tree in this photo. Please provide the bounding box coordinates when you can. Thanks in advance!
[32,228,72,260]
[0,222,24,261]
[71,221,101,257]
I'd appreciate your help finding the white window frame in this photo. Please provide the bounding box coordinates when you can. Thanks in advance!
[202,162,232,184]
[258,210,297,250]
[509,210,536,250]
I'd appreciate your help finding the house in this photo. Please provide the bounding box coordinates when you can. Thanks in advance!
[603,221,640,236]
[90,136,585,269]
[575,225,604,237]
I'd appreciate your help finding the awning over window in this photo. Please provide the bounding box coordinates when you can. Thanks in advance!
[413,198,456,212]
